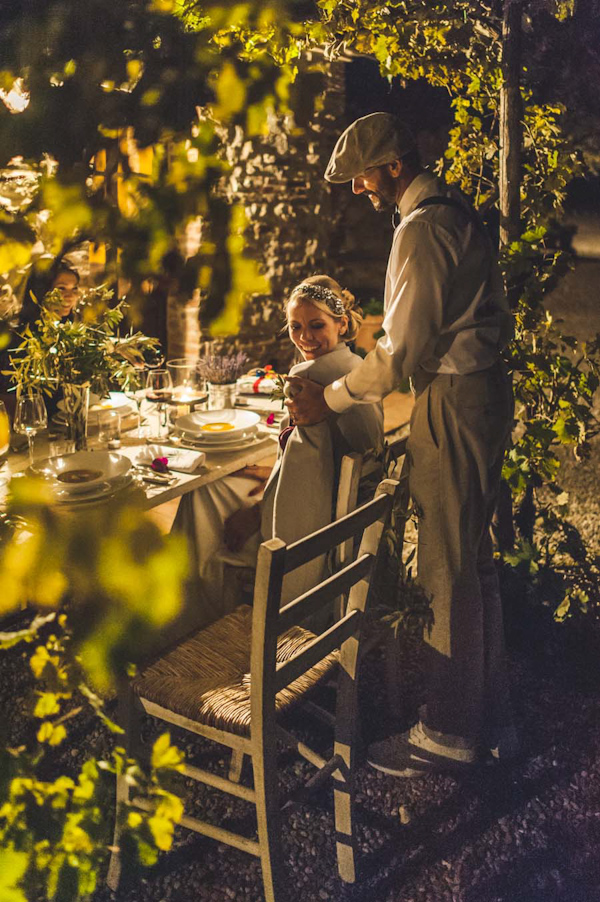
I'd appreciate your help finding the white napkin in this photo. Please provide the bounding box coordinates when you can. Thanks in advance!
[236,375,279,395]
[124,444,206,474]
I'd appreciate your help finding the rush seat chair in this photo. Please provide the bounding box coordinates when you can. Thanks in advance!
[107,477,397,901]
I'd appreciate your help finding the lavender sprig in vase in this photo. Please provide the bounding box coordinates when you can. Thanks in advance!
[197,352,248,410]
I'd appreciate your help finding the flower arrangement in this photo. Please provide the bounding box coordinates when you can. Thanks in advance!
[196,351,248,385]
[8,285,160,397]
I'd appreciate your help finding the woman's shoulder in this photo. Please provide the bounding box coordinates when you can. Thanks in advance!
[289,345,358,384]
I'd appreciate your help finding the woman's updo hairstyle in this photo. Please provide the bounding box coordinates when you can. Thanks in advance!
[285,274,363,342]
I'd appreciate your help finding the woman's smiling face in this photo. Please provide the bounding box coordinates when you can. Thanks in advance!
[287,298,347,360]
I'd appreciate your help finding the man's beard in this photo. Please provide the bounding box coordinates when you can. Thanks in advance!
[366,189,395,213]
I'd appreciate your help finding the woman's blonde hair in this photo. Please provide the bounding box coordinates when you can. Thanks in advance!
[285,274,363,342]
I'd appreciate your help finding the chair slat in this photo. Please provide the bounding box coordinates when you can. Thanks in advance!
[131,797,261,857]
[278,554,373,634]
[274,609,361,693]
[284,493,390,574]
[335,453,363,568]
[182,762,257,803]
[138,697,252,751]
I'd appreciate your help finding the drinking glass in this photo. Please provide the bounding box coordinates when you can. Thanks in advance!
[145,369,173,441]
[0,400,9,465]
[123,369,146,439]
[13,390,48,466]
[98,410,121,449]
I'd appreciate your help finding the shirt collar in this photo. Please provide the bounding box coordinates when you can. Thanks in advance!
[396,171,440,224]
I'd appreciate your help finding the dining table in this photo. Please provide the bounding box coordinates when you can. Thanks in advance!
[3,400,280,513]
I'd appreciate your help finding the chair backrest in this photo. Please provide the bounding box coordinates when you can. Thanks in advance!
[249,477,398,728]
[334,452,363,569]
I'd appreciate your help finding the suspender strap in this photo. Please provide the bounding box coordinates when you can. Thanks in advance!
[416,195,468,213]
[415,195,485,234]
[392,195,485,233]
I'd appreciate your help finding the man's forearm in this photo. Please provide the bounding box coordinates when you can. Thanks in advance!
[324,338,400,413]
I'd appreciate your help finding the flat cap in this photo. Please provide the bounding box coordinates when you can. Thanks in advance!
[325,112,416,183]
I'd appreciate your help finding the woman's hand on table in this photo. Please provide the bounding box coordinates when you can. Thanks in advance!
[224,503,262,552]
[231,464,273,497]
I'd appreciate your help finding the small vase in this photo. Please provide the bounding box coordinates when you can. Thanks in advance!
[63,383,90,451]
[207,382,237,411]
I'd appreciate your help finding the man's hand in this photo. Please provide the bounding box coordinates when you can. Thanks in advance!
[285,377,331,426]
[224,504,261,553]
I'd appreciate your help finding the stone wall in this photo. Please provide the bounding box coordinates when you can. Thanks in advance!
[168,59,348,372]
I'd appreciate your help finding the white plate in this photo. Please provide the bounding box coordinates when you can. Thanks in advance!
[177,433,271,454]
[174,409,260,440]
[54,473,133,504]
[37,450,132,494]
[176,426,258,445]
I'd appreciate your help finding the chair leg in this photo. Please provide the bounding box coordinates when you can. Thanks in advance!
[228,750,245,783]
[107,687,141,891]
[333,667,359,883]
[253,741,286,902]
[333,740,357,883]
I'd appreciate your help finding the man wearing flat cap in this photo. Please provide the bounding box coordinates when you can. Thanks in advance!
[286,112,517,776]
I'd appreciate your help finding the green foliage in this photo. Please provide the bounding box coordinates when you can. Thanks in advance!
[0,477,188,690]
[0,0,296,325]
[8,286,159,397]
[360,297,384,317]
[501,486,600,626]
[0,478,188,900]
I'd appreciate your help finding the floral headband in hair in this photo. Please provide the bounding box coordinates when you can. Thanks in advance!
[291,283,346,317]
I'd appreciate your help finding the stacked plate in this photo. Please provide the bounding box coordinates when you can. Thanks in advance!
[54,392,135,427]
[173,409,262,452]
[35,450,133,503]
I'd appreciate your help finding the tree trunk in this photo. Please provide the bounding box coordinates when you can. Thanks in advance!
[499,0,523,253]
[496,0,524,553]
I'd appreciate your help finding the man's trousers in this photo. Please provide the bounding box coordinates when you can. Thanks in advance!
[407,360,514,748]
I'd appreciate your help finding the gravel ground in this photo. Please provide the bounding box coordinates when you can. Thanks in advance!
[3,262,600,902]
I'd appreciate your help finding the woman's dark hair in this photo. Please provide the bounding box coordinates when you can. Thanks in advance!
[51,263,80,286]
[19,261,80,327]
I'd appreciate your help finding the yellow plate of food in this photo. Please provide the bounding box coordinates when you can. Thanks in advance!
[174,409,260,441]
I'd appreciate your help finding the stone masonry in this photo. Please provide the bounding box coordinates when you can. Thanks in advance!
[167,59,349,372]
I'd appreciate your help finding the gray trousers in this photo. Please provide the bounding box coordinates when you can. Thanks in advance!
[407,361,514,747]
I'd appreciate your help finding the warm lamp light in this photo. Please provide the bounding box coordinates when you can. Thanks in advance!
[0,78,30,114]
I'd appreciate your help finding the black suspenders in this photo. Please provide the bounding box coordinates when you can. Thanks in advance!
[392,194,484,232]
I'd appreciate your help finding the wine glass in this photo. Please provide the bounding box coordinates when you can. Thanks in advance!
[123,368,146,439]
[145,368,173,441]
[0,400,9,466]
[13,389,48,466]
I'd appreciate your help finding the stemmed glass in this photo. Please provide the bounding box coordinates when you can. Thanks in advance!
[123,368,147,439]
[0,400,9,465]
[145,369,173,441]
[14,389,48,466]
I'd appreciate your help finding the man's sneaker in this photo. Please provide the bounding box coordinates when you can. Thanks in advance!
[367,722,477,778]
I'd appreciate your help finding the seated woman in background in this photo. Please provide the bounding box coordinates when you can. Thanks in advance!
[0,263,81,416]
[19,262,81,326]
[171,274,384,634]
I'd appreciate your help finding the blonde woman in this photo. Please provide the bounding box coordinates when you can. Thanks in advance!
[171,275,384,633]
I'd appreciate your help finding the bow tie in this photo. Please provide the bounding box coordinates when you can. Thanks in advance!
[391,208,401,229]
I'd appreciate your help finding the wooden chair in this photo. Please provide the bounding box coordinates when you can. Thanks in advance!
[228,451,364,606]
[107,477,397,901]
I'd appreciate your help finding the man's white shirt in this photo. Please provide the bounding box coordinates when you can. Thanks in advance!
[324,172,513,413]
